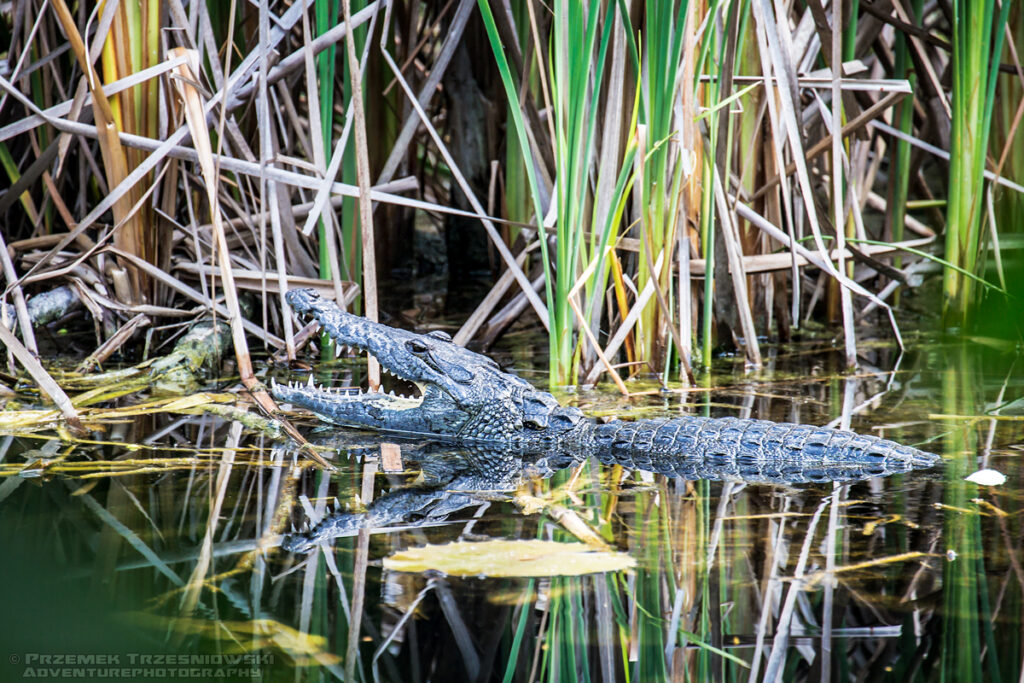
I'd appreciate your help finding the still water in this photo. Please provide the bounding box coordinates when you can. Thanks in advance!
[0,335,1020,682]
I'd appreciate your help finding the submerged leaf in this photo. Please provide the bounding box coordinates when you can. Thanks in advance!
[383,539,635,577]
[148,615,338,665]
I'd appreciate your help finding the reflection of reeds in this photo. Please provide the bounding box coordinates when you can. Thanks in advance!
[941,344,991,682]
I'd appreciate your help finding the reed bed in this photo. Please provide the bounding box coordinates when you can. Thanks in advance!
[1,1,1021,398]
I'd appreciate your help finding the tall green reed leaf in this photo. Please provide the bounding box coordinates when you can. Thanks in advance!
[636,0,691,374]
[316,0,339,282]
[944,0,1011,326]
[477,0,557,384]
[549,0,620,384]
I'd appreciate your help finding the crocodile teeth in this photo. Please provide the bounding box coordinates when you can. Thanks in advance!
[307,374,315,387]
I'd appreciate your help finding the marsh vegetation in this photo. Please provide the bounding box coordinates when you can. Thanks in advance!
[0,0,1023,680]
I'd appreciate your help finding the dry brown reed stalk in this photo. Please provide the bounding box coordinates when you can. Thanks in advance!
[342,0,380,390]
[167,49,254,385]
[830,0,856,368]
[49,0,146,301]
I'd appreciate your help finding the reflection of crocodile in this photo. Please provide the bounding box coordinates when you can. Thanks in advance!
[282,439,524,552]
[271,288,938,482]
[282,435,929,552]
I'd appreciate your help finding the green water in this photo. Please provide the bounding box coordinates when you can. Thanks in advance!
[0,336,1020,682]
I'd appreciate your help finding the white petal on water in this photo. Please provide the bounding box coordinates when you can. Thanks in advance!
[964,469,1006,486]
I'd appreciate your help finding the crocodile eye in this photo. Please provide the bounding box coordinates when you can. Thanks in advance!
[427,330,452,342]
[407,339,429,353]
[549,414,576,430]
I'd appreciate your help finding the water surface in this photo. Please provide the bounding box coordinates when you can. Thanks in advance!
[0,336,1020,682]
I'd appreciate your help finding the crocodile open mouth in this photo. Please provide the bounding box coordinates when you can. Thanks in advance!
[272,352,425,410]
[269,288,474,433]
[271,337,429,413]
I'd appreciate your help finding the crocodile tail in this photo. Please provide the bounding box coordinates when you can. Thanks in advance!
[590,416,939,484]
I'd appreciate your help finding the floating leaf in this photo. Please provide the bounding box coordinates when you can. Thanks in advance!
[965,469,1006,486]
[383,539,635,577]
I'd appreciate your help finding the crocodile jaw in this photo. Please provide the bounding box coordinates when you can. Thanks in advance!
[271,375,425,416]
[272,376,468,436]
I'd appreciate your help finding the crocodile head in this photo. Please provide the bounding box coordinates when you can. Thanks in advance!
[271,289,580,440]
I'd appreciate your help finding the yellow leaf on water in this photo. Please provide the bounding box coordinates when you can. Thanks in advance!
[383,539,635,577]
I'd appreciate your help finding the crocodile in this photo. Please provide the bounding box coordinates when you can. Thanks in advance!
[270,288,939,485]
